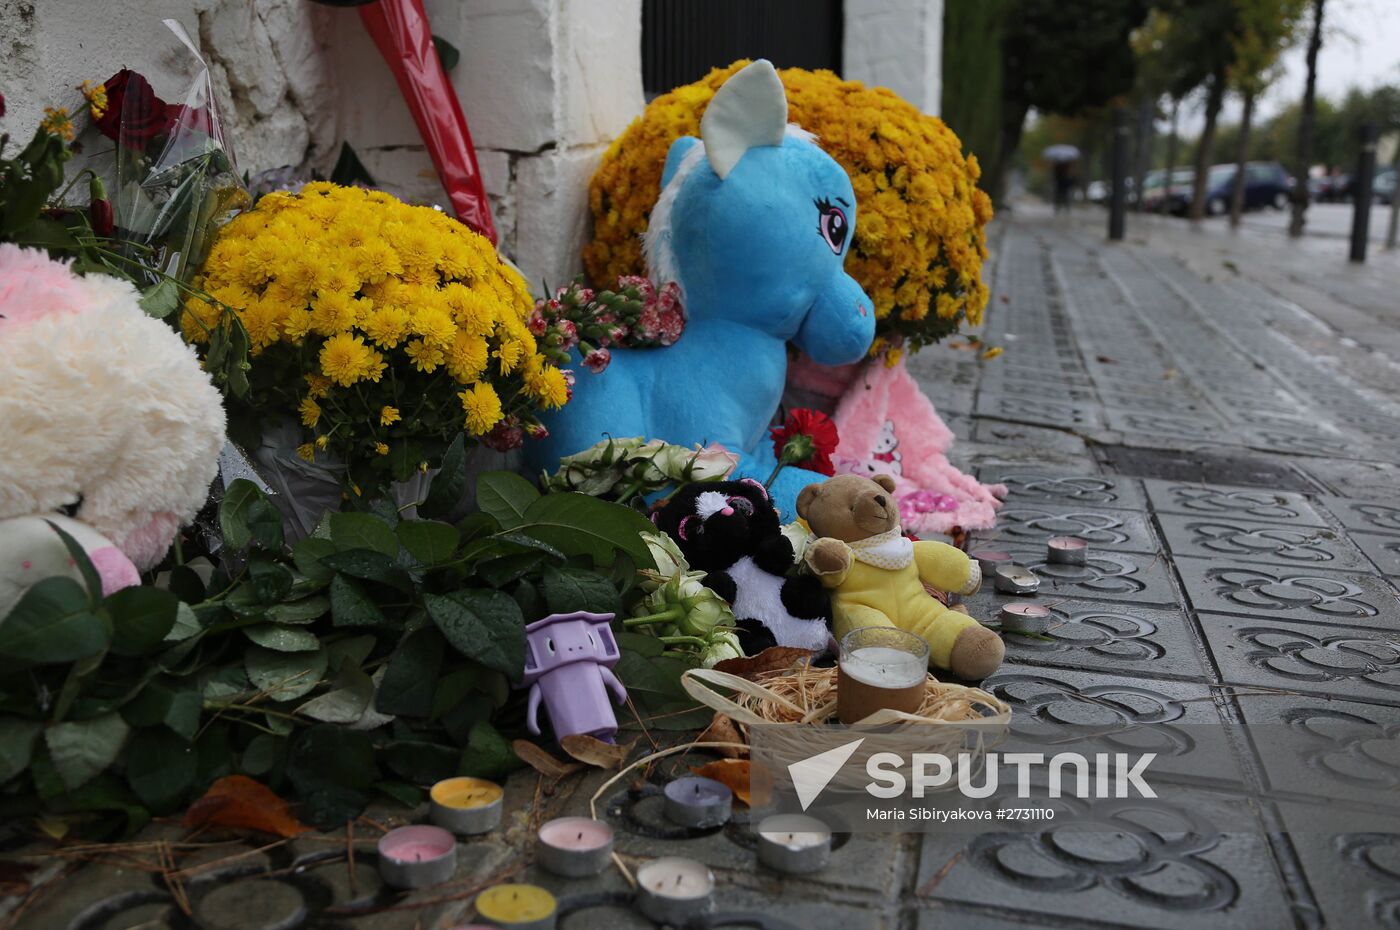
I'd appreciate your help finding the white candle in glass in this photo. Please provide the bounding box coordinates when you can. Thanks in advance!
[837,627,929,724]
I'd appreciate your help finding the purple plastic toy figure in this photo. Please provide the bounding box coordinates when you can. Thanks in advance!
[522,611,628,745]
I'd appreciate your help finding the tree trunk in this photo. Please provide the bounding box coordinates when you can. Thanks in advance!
[989,100,1030,209]
[1163,98,1180,209]
[1290,0,1326,237]
[1230,91,1255,228]
[1133,98,1153,212]
[1189,70,1226,223]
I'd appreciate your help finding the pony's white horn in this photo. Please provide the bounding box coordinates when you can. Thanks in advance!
[700,59,788,180]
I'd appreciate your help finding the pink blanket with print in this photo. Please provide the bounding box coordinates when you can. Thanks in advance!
[830,359,1003,534]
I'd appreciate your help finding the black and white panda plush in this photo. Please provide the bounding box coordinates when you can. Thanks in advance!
[653,478,832,655]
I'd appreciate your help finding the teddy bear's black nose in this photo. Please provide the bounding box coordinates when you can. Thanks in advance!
[874,494,887,508]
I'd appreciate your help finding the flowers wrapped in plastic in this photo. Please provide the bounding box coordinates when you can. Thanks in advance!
[629,533,743,667]
[544,436,738,504]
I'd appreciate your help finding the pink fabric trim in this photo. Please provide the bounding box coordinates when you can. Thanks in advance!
[829,358,1004,534]
[88,546,141,596]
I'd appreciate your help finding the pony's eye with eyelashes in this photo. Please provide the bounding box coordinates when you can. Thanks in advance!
[815,198,848,254]
[727,496,754,515]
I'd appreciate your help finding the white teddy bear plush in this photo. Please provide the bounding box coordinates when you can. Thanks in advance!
[0,244,226,616]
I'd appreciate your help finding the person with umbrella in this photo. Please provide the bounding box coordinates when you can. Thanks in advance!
[1044,144,1081,214]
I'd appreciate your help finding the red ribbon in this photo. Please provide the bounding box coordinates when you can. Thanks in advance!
[357,0,498,243]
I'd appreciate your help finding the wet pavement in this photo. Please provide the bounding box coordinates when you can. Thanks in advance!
[8,211,1400,929]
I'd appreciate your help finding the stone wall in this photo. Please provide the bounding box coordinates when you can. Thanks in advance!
[0,0,642,293]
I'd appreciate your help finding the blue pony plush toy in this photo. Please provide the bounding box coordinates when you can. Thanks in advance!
[530,60,874,519]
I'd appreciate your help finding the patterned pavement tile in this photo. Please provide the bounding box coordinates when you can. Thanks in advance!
[1174,557,1400,631]
[965,594,1207,681]
[1352,532,1400,577]
[974,469,1147,512]
[1317,497,1400,535]
[1156,513,1372,572]
[972,420,1095,458]
[975,393,1105,430]
[974,505,1160,556]
[1141,479,1326,525]
[1277,804,1400,930]
[916,790,1290,930]
[997,547,1180,608]
[1199,615,1400,706]
[1234,694,1400,808]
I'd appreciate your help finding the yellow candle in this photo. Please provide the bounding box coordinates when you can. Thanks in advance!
[475,883,557,928]
[431,776,503,808]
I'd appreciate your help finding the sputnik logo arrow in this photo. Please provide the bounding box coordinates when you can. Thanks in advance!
[788,738,864,811]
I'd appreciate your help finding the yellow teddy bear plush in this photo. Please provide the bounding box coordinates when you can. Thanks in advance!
[798,473,1004,679]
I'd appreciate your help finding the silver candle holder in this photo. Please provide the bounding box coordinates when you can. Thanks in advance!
[634,857,716,925]
[999,602,1051,634]
[662,775,733,828]
[1047,535,1088,565]
[756,814,833,874]
[536,816,614,877]
[993,563,1041,595]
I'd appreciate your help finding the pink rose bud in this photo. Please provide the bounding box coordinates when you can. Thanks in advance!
[527,422,550,440]
[583,348,611,373]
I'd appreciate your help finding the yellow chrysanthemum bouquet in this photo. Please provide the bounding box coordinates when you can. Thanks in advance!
[185,182,569,494]
[585,61,994,356]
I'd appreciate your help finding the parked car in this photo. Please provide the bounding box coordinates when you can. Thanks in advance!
[1143,168,1195,214]
[1371,168,1395,206]
[1201,162,1292,215]
[1086,179,1109,204]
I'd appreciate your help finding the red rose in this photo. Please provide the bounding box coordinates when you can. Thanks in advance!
[770,408,839,476]
[96,70,170,147]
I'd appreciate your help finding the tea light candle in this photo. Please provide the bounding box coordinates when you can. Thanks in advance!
[377,824,457,890]
[662,776,733,828]
[993,563,1041,595]
[536,816,614,877]
[837,627,929,724]
[999,602,1051,634]
[970,549,1013,573]
[1047,536,1088,565]
[634,857,716,925]
[474,883,558,930]
[756,814,833,873]
[430,776,503,835]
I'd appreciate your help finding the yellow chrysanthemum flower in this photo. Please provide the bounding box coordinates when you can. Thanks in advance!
[375,442,389,456]
[459,382,503,435]
[315,435,330,450]
[405,338,445,373]
[297,443,316,462]
[380,406,401,427]
[299,396,321,428]
[40,107,74,141]
[320,332,377,386]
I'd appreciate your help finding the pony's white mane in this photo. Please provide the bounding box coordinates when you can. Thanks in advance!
[642,124,817,300]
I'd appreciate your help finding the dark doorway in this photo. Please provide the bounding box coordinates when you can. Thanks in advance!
[641,0,844,98]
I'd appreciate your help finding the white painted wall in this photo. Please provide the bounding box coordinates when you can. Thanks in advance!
[843,0,943,115]
[0,0,643,293]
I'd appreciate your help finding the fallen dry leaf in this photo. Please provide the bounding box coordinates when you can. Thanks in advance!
[183,775,311,838]
[696,713,747,758]
[560,734,634,769]
[512,739,586,780]
[690,759,751,805]
[714,646,814,681]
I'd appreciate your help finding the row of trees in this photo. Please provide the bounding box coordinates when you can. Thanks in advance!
[944,0,1345,237]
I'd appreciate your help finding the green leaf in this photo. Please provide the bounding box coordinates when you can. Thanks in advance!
[425,590,525,681]
[476,472,541,529]
[540,564,622,616]
[241,734,279,776]
[249,559,295,604]
[458,720,519,780]
[46,713,130,791]
[383,739,459,783]
[297,660,374,724]
[397,520,459,566]
[432,34,460,71]
[325,634,377,672]
[138,279,181,319]
[0,577,109,666]
[287,724,377,827]
[514,493,657,569]
[615,630,665,658]
[266,595,330,625]
[330,512,398,557]
[475,551,549,587]
[245,647,327,701]
[125,727,196,812]
[329,575,385,627]
[44,520,103,604]
[329,141,375,188]
[614,652,690,698]
[420,434,466,520]
[0,718,42,784]
[292,537,338,584]
[243,624,320,653]
[220,479,283,552]
[165,603,202,642]
[376,627,444,717]
[456,511,501,543]
[104,586,179,656]
[375,780,424,809]
[319,550,412,591]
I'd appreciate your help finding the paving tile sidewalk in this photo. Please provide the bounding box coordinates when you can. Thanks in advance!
[9,212,1400,929]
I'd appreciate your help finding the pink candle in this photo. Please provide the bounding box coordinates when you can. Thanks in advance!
[1000,602,1051,633]
[378,824,457,889]
[537,816,614,877]
[970,549,1013,572]
[1047,536,1088,564]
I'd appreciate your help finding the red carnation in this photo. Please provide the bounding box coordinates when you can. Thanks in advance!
[770,408,839,477]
